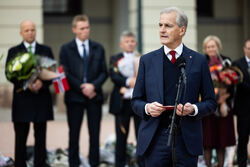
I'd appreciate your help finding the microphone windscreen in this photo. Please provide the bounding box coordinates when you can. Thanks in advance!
[176,56,186,69]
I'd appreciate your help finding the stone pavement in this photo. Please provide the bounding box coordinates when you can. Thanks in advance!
[0,105,137,159]
[1,106,249,167]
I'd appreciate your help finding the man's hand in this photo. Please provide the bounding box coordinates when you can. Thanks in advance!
[120,87,127,95]
[80,83,96,99]
[145,102,165,117]
[176,102,195,116]
[128,77,136,88]
[28,79,43,93]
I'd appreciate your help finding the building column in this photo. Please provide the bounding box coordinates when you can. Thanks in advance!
[0,0,43,107]
[243,0,250,39]
[128,0,197,54]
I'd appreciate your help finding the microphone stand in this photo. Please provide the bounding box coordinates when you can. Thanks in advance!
[167,74,184,167]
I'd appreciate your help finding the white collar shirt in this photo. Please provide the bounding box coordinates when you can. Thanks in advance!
[75,38,89,58]
[23,41,36,54]
[163,43,183,61]
[245,55,250,67]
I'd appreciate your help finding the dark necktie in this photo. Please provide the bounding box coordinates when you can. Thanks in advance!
[82,44,88,83]
[169,50,176,64]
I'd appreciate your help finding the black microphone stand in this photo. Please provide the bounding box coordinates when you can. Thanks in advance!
[167,73,185,167]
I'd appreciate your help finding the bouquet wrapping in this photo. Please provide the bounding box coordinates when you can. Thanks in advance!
[6,52,69,93]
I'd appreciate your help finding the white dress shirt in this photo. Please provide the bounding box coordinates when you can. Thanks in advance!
[75,38,89,58]
[164,43,183,61]
[23,41,36,54]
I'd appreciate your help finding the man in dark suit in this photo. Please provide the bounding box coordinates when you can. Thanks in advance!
[233,38,250,167]
[5,20,54,167]
[109,31,144,167]
[59,15,108,167]
[131,7,217,166]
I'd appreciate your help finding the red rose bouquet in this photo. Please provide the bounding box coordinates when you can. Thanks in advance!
[209,64,243,117]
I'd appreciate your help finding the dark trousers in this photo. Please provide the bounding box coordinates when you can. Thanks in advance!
[144,127,198,167]
[115,100,144,167]
[14,122,47,167]
[66,101,102,167]
[237,116,250,167]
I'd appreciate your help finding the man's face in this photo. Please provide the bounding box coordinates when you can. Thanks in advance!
[72,21,90,42]
[159,12,185,49]
[120,36,137,53]
[244,41,250,59]
[20,21,36,44]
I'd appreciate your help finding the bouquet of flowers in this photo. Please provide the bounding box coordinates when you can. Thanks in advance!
[6,52,39,81]
[209,64,243,117]
[209,64,243,88]
[6,52,68,93]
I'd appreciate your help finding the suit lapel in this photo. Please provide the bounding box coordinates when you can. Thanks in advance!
[181,45,193,76]
[88,40,93,57]
[35,43,41,54]
[116,53,124,63]
[88,40,94,64]
[241,58,250,78]
[152,47,164,103]
[20,42,28,53]
[69,40,82,60]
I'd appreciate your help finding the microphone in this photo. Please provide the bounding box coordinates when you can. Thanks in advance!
[175,56,186,84]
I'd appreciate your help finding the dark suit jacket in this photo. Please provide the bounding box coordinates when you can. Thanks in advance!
[5,42,54,122]
[131,45,217,156]
[233,57,250,117]
[59,39,108,104]
[109,53,128,115]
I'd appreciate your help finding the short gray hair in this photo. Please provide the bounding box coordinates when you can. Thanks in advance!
[120,31,136,42]
[160,7,188,29]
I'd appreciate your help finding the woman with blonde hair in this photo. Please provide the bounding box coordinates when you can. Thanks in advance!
[202,35,236,167]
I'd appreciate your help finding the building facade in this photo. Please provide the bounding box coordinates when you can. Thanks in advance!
[0,0,249,108]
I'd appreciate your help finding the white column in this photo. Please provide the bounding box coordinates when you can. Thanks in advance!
[129,0,197,54]
[0,0,43,84]
[0,0,43,107]
[112,0,129,54]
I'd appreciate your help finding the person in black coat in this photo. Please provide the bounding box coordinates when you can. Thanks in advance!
[5,20,54,167]
[109,31,144,167]
[233,38,250,167]
[59,15,108,167]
